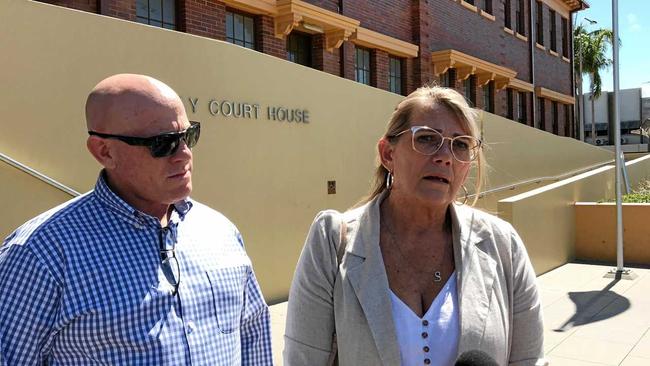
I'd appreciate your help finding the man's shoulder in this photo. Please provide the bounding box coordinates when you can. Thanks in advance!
[186,200,234,223]
[3,192,95,248]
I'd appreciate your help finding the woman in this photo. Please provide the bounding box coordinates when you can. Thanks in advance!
[284,86,545,366]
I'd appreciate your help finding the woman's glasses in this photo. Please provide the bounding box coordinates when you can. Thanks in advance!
[390,126,482,162]
[88,121,201,158]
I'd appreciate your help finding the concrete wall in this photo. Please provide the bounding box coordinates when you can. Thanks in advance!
[0,0,614,301]
[575,203,650,266]
[498,155,650,275]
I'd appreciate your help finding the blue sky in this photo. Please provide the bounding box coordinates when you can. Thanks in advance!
[575,0,650,92]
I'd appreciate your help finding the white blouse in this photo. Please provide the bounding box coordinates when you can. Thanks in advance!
[389,272,459,366]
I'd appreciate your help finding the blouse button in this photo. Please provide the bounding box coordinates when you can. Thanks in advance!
[424,358,431,364]
[421,332,428,339]
[423,346,430,353]
[422,320,429,326]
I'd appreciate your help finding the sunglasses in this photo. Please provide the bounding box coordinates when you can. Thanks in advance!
[89,121,201,158]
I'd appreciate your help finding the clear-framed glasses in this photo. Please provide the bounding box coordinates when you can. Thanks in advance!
[159,229,180,295]
[390,126,482,162]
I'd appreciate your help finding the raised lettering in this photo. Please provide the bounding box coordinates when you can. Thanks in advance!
[303,110,310,123]
[208,100,220,116]
[222,101,233,117]
[189,98,199,113]
[253,104,260,119]
[243,104,252,119]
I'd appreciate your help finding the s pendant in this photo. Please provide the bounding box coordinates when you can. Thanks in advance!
[434,271,442,282]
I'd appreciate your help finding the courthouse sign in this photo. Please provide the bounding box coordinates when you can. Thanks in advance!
[185,97,310,124]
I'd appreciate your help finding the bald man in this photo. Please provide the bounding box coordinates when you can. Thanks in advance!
[0,74,273,365]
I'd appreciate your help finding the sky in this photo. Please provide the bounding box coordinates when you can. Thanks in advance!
[575,0,650,92]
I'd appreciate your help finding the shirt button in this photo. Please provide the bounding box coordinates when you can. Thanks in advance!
[424,359,431,364]
[422,320,429,326]
[423,346,430,353]
[421,332,428,339]
[187,321,196,334]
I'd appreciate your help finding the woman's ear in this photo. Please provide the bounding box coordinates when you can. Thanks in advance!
[378,137,395,172]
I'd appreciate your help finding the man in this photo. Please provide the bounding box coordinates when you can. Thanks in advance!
[0,74,273,365]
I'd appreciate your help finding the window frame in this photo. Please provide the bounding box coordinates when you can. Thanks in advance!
[507,88,514,120]
[483,0,493,15]
[536,1,543,45]
[561,17,569,57]
[537,97,546,130]
[354,47,371,86]
[136,0,177,30]
[517,91,527,123]
[286,32,312,67]
[516,0,526,35]
[482,82,494,113]
[552,101,559,134]
[388,56,403,95]
[549,9,557,52]
[504,0,512,29]
[226,10,256,50]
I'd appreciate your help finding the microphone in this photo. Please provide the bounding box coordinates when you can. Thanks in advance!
[454,350,499,366]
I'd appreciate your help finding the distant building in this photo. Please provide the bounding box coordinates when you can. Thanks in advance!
[582,84,650,146]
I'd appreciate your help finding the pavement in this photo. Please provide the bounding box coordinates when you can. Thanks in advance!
[268,263,650,365]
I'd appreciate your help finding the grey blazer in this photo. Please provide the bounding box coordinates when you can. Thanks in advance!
[284,192,547,366]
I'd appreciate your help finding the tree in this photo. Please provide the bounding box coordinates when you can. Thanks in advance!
[574,25,615,144]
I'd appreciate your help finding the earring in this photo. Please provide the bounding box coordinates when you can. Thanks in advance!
[455,184,468,205]
[386,171,394,190]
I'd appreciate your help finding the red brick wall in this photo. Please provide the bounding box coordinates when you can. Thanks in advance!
[371,49,389,90]
[177,0,225,40]
[100,0,136,21]
[428,0,531,82]
[256,15,286,58]
[342,42,356,81]
[344,0,413,42]
[411,0,434,89]
[38,0,97,13]
[302,0,339,13]
[312,34,341,76]
[533,2,572,95]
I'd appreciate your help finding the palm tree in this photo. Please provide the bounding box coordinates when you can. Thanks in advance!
[574,25,615,144]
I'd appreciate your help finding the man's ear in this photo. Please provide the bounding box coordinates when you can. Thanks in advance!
[87,136,117,169]
[378,137,395,172]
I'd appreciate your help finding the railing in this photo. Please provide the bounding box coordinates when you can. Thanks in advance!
[1,150,616,203]
[0,152,81,197]
[472,159,616,199]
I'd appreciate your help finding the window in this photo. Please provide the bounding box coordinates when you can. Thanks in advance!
[465,0,475,4]
[552,101,558,134]
[507,89,514,120]
[482,0,492,14]
[516,0,525,35]
[564,104,572,136]
[441,69,455,88]
[287,32,312,67]
[388,57,403,95]
[549,9,557,51]
[355,47,371,85]
[561,17,569,57]
[537,97,545,130]
[226,11,255,49]
[536,2,543,45]
[504,0,512,29]
[482,82,494,113]
[517,91,527,123]
[464,76,476,107]
[136,0,176,29]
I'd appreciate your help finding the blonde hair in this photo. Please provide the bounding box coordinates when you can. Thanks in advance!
[364,85,485,205]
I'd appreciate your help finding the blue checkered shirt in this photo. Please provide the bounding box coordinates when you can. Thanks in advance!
[0,173,273,365]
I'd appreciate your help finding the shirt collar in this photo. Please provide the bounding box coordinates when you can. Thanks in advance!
[93,171,193,227]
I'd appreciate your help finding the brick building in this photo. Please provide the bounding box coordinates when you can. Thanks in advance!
[41,0,587,137]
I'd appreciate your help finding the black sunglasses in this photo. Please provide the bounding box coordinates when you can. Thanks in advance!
[88,121,201,158]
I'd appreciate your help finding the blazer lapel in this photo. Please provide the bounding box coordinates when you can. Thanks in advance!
[344,193,401,366]
[451,205,497,354]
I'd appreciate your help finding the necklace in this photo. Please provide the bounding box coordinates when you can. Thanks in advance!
[381,215,447,283]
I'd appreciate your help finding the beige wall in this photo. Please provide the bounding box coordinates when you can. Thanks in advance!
[0,0,616,301]
[498,155,650,275]
[0,161,75,240]
[575,203,650,265]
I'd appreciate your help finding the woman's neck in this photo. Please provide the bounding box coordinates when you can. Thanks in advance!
[381,192,450,235]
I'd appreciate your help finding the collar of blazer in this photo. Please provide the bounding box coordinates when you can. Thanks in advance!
[338,191,498,365]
